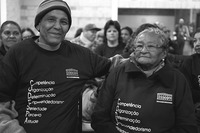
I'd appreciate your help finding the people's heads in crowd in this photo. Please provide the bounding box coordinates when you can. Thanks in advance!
[82,24,101,42]
[95,30,104,45]
[130,23,169,70]
[103,20,122,44]
[127,23,159,53]
[34,0,72,46]
[193,27,200,54]
[74,28,83,38]
[21,28,36,40]
[178,18,185,26]
[91,30,104,51]
[121,26,133,44]
[0,20,22,51]
[162,26,171,39]
[189,23,195,36]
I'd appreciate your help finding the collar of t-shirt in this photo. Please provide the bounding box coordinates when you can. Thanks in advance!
[35,39,61,51]
[130,59,165,77]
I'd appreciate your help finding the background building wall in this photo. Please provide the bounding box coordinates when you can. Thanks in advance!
[7,0,21,24]
[1,0,200,39]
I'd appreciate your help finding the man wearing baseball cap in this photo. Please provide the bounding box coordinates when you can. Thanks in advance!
[0,0,123,133]
[71,23,101,49]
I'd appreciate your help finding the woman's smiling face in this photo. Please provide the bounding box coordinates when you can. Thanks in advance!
[1,24,22,51]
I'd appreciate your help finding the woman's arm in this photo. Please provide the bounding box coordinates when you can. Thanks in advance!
[0,100,26,133]
[91,70,119,133]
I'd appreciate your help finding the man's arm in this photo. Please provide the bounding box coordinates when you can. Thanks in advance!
[109,54,128,72]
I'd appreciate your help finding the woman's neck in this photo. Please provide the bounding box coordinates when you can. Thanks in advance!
[107,40,119,47]
[4,45,9,52]
[131,58,165,77]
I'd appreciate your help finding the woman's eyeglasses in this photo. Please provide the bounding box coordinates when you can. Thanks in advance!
[134,43,164,52]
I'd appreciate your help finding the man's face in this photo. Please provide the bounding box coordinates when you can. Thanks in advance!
[85,30,98,42]
[37,10,70,46]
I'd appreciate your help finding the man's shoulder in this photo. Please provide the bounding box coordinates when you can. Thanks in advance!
[10,38,35,51]
[70,36,79,42]
[63,39,92,53]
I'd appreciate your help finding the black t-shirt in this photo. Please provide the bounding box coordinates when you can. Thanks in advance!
[0,37,111,133]
[180,54,200,103]
[94,43,125,58]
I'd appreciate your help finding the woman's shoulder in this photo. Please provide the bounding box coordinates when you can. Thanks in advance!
[109,59,130,75]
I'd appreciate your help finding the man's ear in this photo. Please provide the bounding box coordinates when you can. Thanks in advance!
[36,25,40,32]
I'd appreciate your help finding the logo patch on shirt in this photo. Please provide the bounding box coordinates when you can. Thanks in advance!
[66,68,79,79]
[157,93,172,104]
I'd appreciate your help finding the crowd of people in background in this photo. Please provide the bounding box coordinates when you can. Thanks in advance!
[0,0,200,133]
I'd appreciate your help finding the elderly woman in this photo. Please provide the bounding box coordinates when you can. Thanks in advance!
[180,28,200,132]
[91,23,197,133]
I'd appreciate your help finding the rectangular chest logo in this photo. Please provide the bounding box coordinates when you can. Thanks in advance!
[66,68,79,79]
[157,93,172,104]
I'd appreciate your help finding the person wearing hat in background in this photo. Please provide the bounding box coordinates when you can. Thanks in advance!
[0,0,124,133]
[71,23,101,50]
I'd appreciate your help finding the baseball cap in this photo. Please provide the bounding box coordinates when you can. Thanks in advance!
[84,24,101,31]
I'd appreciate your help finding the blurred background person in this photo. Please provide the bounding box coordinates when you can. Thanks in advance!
[0,20,22,60]
[180,27,200,132]
[189,23,196,38]
[73,27,83,38]
[91,30,104,51]
[71,24,100,50]
[94,20,125,58]
[162,26,179,55]
[21,27,36,40]
[121,26,133,44]
[175,18,190,55]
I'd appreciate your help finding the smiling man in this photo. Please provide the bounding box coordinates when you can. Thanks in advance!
[0,0,115,133]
